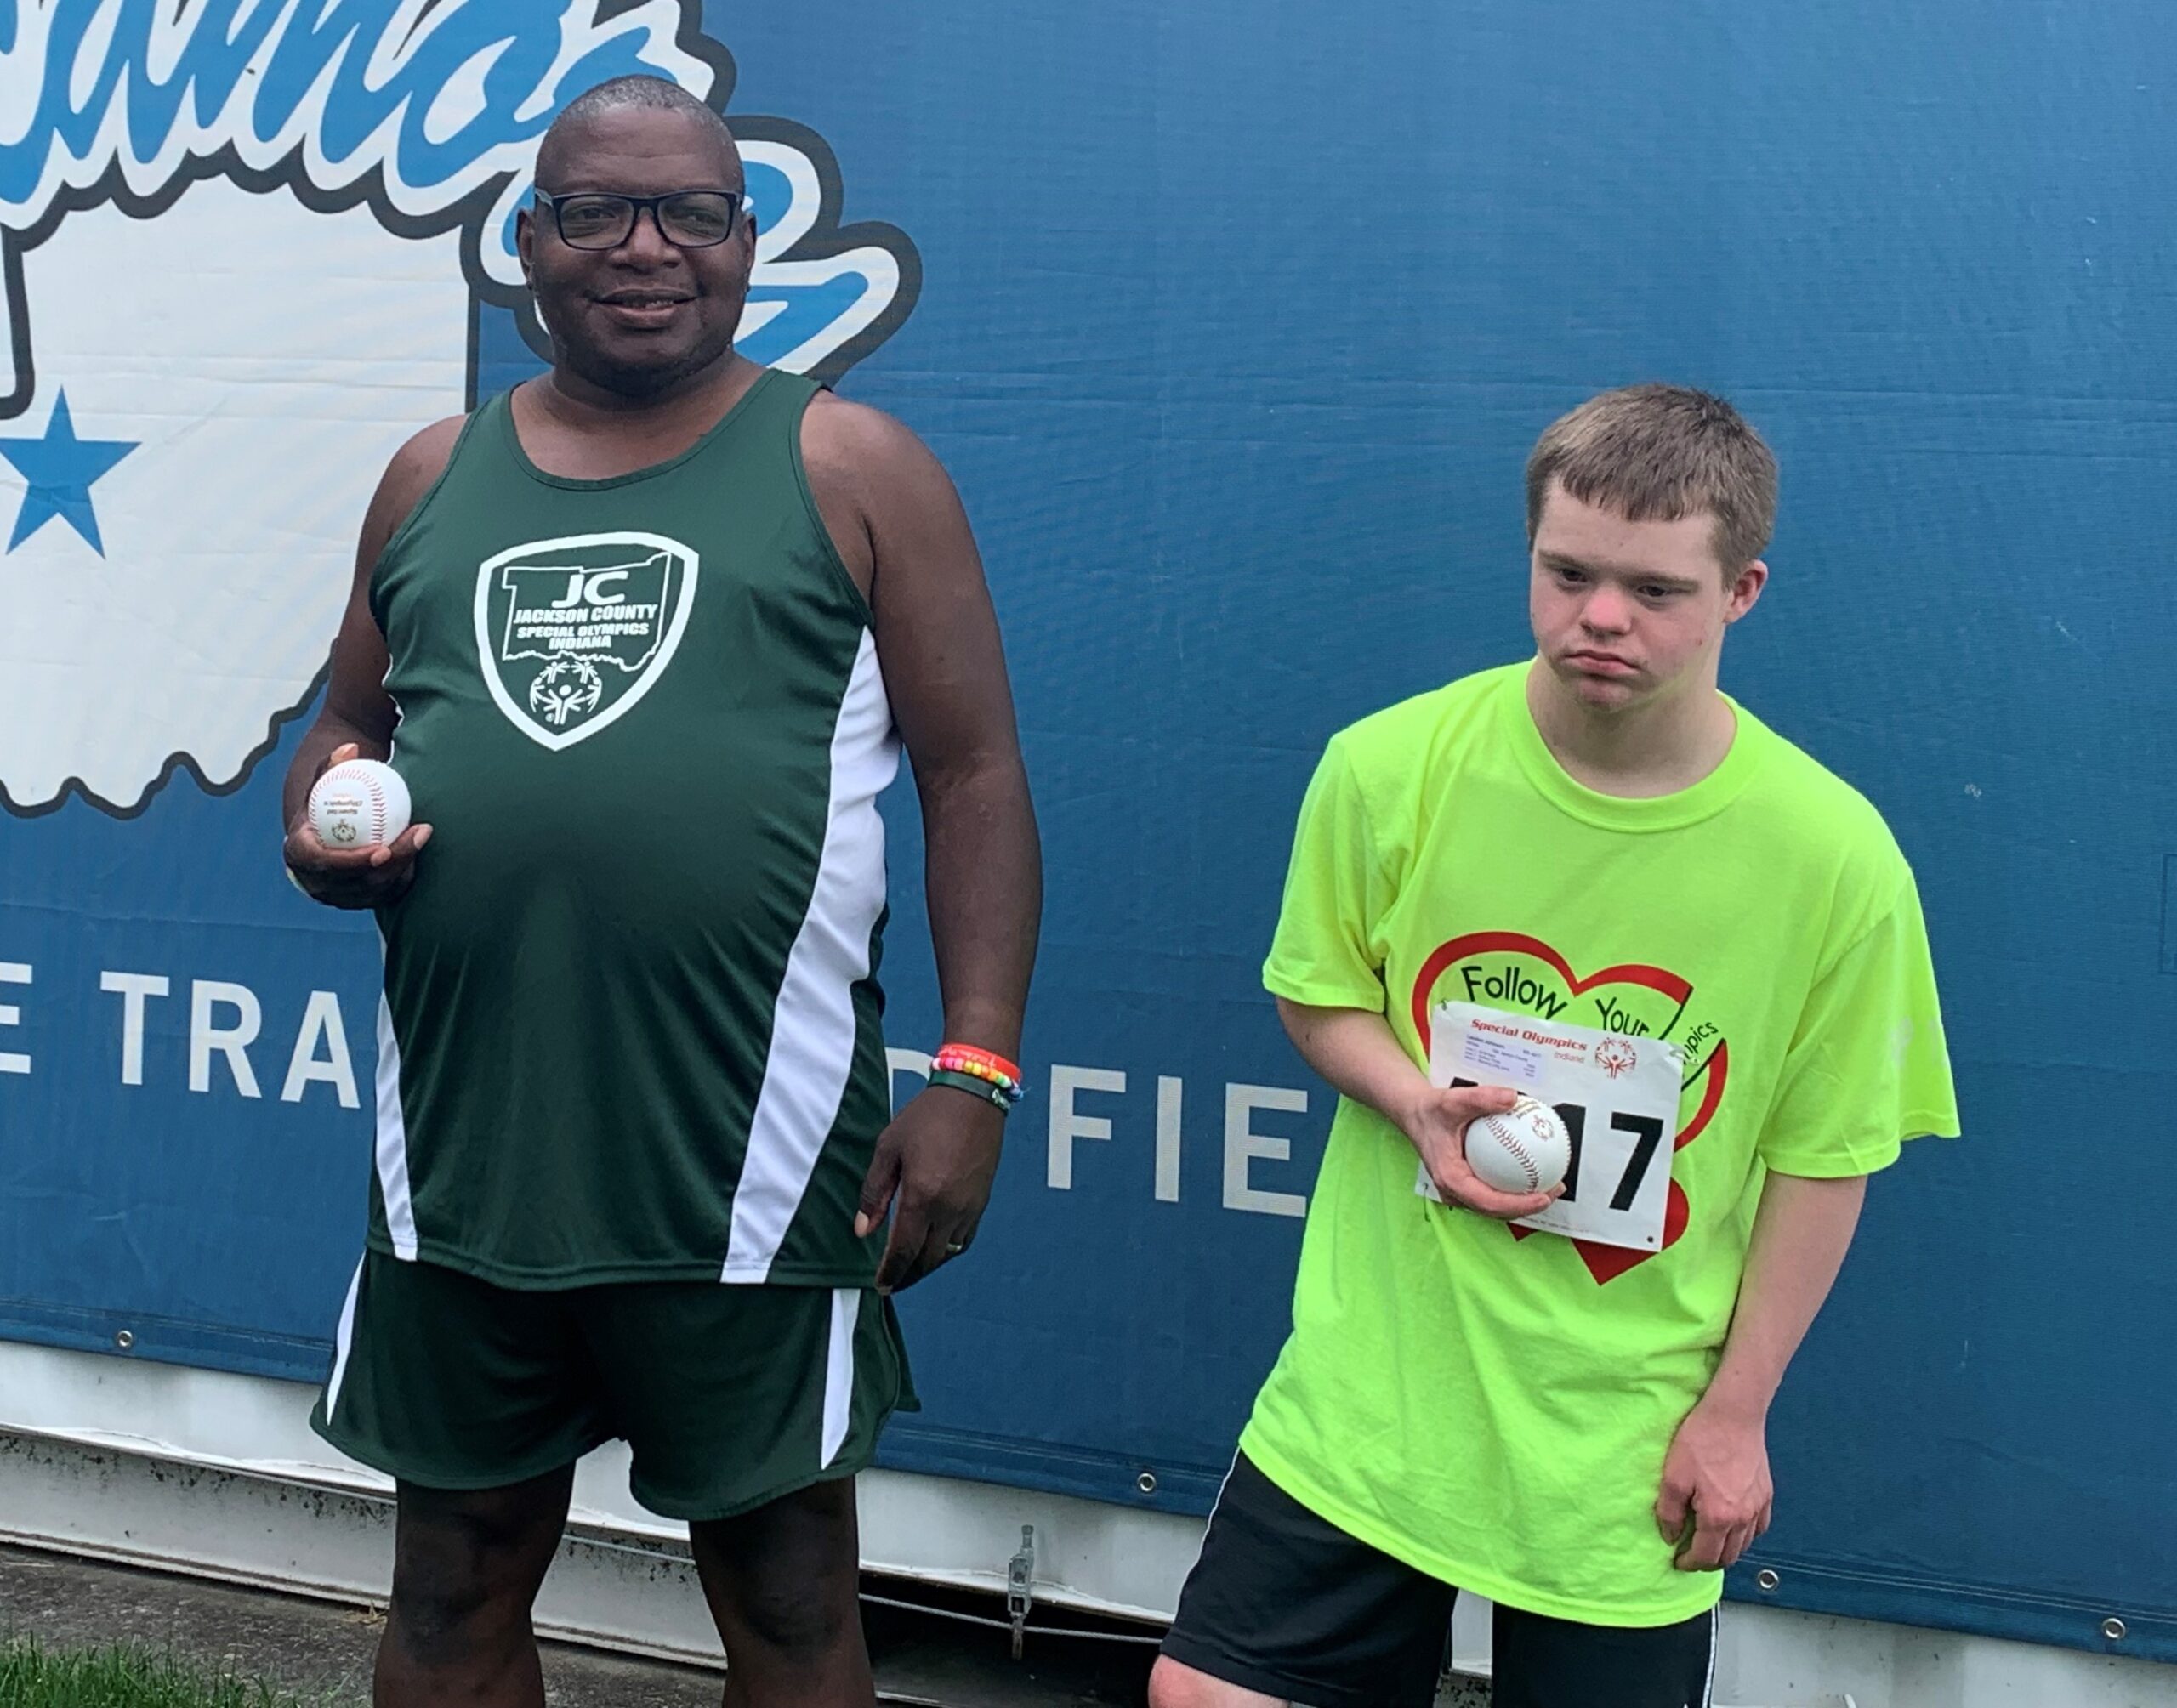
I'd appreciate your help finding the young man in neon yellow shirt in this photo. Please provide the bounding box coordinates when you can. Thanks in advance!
[1151,385,1958,1708]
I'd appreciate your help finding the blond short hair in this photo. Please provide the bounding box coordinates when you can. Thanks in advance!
[1525,384,1778,574]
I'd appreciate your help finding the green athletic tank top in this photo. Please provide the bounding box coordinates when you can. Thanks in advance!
[366,369,895,1289]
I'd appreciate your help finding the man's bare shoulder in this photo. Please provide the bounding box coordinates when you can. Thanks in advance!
[381,412,469,508]
[800,390,952,512]
[358,411,470,557]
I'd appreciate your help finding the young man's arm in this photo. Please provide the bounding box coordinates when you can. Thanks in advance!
[1276,998,1560,1221]
[1656,1170,1867,1571]
[803,396,1042,1293]
[279,418,462,907]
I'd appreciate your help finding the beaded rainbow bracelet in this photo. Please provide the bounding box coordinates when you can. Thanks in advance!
[932,1043,1026,1107]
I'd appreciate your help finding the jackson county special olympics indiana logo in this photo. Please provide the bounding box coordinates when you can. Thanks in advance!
[0,0,917,816]
[477,531,695,749]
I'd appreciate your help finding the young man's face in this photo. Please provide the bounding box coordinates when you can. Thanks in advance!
[1527,480,1765,713]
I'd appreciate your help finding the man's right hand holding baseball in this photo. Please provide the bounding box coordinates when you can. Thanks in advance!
[1399,1081,1563,1222]
[283,741,433,909]
[1274,997,1562,1223]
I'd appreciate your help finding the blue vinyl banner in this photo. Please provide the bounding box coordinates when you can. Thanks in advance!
[0,0,2169,1663]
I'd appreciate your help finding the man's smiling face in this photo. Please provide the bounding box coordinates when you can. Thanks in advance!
[517,105,754,400]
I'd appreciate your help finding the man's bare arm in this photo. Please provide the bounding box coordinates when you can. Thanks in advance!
[1657,1170,1867,1571]
[804,396,1042,1290]
[279,417,461,906]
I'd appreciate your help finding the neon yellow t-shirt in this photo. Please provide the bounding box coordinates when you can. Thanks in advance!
[1242,662,1959,1627]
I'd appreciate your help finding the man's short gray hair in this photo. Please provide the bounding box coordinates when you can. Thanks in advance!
[536,76,736,188]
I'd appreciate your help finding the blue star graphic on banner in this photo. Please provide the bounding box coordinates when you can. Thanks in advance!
[0,392,139,555]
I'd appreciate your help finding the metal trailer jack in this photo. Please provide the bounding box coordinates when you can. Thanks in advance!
[1006,1526,1035,1660]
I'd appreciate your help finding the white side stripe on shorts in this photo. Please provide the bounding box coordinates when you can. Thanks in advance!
[821,1288,861,1469]
[1696,1603,1719,1708]
[373,989,418,1260]
[1168,1449,1244,1582]
[323,1257,365,1418]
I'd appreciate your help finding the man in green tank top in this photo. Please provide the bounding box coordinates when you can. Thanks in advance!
[281,77,1040,1708]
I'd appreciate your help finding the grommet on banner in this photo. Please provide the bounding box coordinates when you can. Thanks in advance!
[1755,1569,1781,1592]
[1136,1470,1158,1495]
[113,1330,134,1351]
[2102,1617,2127,1642]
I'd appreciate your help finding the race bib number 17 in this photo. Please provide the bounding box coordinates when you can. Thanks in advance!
[1418,1001,1685,1252]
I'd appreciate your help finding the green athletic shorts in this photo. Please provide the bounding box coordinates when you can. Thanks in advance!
[310,1251,915,1521]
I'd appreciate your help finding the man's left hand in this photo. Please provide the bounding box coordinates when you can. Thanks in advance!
[1656,1399,1774,1572]
[854,1087,1006,1293]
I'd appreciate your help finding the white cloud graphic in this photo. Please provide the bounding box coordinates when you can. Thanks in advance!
[0,181,469,811]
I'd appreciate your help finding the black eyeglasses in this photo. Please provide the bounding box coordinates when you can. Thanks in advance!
[532,190,749,251]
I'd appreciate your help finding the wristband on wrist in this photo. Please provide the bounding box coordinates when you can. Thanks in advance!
[929,1067,1013,1110]
[931,1043,1025,1107]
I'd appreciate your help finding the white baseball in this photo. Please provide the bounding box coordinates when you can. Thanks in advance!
[1464,1096,1572,1195]
[307,758,411,849]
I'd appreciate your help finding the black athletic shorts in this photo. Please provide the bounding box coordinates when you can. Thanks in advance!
[1162,1454,1718,1708]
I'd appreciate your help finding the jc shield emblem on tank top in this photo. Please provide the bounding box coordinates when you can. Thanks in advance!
[474,532,699,750]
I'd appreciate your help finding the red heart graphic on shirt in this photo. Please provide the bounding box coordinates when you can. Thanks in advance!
[1412,931,1727,1285]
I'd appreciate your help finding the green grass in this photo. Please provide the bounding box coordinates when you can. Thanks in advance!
[0,1639,335,1708]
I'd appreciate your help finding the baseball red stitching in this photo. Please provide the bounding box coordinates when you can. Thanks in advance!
[1477,1115,1542,1189]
